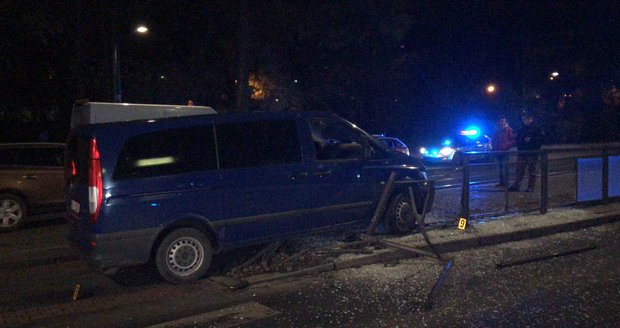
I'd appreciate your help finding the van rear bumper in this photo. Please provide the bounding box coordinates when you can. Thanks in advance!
[68,227,160,271]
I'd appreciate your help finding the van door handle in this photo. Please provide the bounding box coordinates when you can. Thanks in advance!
[314,170,332,177]
[289,172,309,179]
[22,175,38,179]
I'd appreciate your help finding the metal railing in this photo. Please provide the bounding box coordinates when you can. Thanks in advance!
[456,144,620,221]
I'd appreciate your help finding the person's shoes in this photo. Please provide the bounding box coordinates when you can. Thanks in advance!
[507,185,519,192]
[525,187,534,192]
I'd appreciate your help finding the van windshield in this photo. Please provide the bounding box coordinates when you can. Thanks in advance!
[309,118,385,161]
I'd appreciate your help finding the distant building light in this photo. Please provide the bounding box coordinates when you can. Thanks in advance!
[551,72,559,77]
[160,75,165,79]
[136,26,149,33]
[275,98,279,102]
[294,79,298,83]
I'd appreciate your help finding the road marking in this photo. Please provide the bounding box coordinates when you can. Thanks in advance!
[147,302,279,328]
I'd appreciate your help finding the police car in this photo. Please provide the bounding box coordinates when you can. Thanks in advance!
[373,134,410,156]
[419,126,492,165]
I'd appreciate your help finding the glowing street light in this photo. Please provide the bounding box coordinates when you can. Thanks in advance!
[549,71,560,81]
[486,84,496,94]
[136,25,149,33]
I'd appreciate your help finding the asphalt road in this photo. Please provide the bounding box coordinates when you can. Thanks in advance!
[3,219,616,327]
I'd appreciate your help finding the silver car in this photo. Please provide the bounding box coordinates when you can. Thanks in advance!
[0,143,65,231]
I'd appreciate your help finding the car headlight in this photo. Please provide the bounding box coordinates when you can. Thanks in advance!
[439,147,454,156]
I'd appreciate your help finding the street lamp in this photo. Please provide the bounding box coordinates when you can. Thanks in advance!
[113,25,149,103]
[549,72,559,81]
[486,84,496,94]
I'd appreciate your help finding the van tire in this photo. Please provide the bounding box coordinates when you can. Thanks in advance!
[155,228,213,284]
[0,193,26,232]
[384,192,416,234]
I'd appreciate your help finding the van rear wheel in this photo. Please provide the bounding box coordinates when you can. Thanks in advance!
[155,228,212,284]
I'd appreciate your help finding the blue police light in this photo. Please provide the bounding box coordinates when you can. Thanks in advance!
[460,126,481,139]
[442,139,452,146]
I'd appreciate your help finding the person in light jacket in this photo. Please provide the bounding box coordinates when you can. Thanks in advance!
[491,115,516,187]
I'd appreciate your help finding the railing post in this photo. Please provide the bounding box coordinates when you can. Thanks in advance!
[367,171,397,234]
[460,154,470,220]
[504,150,510,214]
[603,147,609,204]
[540,150,549,214]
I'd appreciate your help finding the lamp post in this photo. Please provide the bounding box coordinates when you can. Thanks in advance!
[113,25,149,103]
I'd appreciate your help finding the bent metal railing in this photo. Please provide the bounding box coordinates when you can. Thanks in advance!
[458,144,620,221]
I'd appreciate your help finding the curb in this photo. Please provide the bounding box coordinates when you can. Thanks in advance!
[431,214,620,254]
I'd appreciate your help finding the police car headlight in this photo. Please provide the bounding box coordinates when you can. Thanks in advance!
[439,147,454,156]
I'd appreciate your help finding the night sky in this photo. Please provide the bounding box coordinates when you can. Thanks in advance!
[1,1,618,145]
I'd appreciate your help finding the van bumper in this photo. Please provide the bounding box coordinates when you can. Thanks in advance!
[68,227,160,271]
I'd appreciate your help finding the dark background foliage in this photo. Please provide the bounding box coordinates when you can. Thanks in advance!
[1,1,618,145]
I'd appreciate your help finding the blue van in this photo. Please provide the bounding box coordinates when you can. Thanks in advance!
[65,111,433,283]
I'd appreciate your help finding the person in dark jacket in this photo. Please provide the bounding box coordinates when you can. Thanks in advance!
[508,112,546,192]
[491,115,516,187]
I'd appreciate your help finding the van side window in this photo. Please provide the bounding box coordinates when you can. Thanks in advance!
[309,118,368,161]
[217,119,301,169]
[113,126,217,180]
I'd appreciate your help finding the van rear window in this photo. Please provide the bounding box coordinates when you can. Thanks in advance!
[114,126,217,180]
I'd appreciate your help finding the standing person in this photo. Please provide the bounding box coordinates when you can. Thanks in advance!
[508,112,546,192]
[491,115,516,187]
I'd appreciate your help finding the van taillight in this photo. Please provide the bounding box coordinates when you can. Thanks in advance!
[64,160,77,182]
[88,138,103,224]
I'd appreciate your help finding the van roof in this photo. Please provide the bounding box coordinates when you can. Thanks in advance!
[69,111,343,137]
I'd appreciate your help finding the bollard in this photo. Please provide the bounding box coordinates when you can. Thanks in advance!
[603,148,609,203]
[460,155,470,221]
[540,150,549,214]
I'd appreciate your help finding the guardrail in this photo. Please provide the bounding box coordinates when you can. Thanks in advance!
[457,144,620,221]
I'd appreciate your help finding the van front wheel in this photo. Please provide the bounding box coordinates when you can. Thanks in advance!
[155,228,212,284]
[384,192,416,234]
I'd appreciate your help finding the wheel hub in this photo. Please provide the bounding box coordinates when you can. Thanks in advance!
[395,201,413,226]
[0,200,21,227]
[166,237,204,276]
